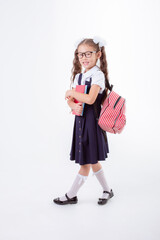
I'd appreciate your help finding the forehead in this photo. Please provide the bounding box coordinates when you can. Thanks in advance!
[78,44,95,52]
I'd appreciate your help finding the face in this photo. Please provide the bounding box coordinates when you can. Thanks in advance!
[77,44,101,72]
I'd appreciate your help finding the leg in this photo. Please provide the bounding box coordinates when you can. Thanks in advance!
[59,164,91,201]
[78,164,91,176]
[91,162,111,199]
[91,162,102,172]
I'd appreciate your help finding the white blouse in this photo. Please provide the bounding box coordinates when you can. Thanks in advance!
[71,65,105,94]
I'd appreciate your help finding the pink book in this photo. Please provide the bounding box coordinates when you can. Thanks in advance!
[72,85,88,116]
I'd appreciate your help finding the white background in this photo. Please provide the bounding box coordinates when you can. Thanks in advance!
[0,0,160,239]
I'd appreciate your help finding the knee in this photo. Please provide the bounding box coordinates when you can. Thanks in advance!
[79,164,91,175]
[91,164,96,171]
[91,162,101,172]
[80,164,91,171]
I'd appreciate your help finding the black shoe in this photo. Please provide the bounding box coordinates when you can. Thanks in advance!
[98,189,114,205]
[53,193,78,205]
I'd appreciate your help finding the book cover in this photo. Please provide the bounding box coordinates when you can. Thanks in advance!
[72,85,88,116]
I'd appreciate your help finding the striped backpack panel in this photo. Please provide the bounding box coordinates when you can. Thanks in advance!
[98,90,126,134]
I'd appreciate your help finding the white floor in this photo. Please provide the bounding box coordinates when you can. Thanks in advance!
[1,0,160,239]
[1,152,160,240]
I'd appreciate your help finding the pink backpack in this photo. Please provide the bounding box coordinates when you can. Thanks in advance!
[95,85,126,134]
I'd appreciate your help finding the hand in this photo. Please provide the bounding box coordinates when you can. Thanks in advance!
[65,90,73,100]
[73,102,83,116]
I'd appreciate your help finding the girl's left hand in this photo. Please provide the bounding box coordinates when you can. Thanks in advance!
[65,90,73,100]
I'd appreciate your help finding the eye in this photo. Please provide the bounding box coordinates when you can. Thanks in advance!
[86,52,92,57]
[77,53,83,58]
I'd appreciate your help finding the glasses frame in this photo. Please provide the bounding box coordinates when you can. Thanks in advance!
[76,51,97,59]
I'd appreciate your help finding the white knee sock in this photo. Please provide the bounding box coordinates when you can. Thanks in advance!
[59,173,88,201]
[93,168,111,199]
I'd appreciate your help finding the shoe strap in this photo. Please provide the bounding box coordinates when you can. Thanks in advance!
[65,193,70,200]
[103,190,112,194]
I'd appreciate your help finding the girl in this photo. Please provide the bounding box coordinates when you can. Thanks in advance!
[53,37,114,205]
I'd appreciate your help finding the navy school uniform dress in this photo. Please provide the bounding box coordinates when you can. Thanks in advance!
[69,66,109,165]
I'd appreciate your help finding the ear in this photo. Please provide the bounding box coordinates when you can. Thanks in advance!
[97,50,102,59]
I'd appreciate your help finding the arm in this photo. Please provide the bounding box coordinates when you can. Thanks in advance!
[72,84,101,105]
[67,97,76,110]
[67,88,76,110]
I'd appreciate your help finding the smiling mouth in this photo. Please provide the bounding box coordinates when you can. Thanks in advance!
[83,62,89,65]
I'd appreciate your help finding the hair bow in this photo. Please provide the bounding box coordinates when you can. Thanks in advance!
[93,36,107,47]
[74,36,107,49]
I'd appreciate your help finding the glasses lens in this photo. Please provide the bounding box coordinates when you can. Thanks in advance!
[77,51,95,58]
[85,52,92,58]
[77,53,83,58]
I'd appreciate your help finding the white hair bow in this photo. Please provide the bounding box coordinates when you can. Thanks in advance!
[74,36,107,49]
[93,36,107,48]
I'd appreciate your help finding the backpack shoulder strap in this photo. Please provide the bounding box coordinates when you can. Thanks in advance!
[110,84,114,91]
[78,73,83,85]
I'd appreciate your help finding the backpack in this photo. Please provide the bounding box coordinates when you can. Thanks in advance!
[94,85,126,134]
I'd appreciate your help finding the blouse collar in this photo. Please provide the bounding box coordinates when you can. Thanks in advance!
[82,65,100,78]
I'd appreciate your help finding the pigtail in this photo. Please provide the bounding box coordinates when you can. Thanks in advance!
[70,38,112,101]
[70,49,82,89]
[99,46,112,105]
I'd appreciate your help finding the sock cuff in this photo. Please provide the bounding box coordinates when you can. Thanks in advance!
[77,173,88,184]
[92,167,103,176]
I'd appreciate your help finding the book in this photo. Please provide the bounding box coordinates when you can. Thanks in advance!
[72,85,88,116]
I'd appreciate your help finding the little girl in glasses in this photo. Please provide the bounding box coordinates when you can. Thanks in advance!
[53,37,114,205]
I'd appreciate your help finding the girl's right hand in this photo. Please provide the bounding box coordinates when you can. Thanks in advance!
[73,102,83,115]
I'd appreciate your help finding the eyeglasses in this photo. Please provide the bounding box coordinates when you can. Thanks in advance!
[76,51,97,59]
